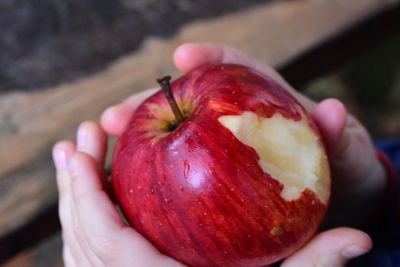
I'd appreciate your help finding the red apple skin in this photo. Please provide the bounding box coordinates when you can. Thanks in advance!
[112,64,330,267]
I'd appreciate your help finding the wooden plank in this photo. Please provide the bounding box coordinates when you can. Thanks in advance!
[0,203,59,263]
[281,3,400,88]
[3,233,63,267]
[0,0,398,263]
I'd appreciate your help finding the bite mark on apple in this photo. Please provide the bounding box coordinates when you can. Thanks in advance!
[218,107,329,204]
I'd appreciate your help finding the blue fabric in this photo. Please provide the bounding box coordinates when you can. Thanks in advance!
[349,250,400,267]
[348,139,400,266]
[376,139,400,175]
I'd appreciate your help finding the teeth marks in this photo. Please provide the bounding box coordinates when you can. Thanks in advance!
[218,108,329,204]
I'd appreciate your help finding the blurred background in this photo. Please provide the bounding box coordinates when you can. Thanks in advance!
[1,0,399,266]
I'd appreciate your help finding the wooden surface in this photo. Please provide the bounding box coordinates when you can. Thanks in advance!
[3,234,63,267]
[1,0,399,265]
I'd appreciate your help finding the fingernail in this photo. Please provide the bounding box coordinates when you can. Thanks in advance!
[342,246,368,259]
[53,148,67,169]
[77,124,88,150]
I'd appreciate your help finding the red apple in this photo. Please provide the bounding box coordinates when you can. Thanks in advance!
[112,64,330,266]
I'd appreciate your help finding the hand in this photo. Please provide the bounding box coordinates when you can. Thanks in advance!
[52,122,183,267]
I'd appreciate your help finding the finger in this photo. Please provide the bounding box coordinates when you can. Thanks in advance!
[173,42,288,87]
[174,42,276,76]
[77,121,108,166]
[53,142,96,266]
[311,98,347,155]
[173,42,316,112]
[281,228,372,267]
[63,240,92,267]
[76,121,115,199]
[52,141,76,218]
[63,245,77,267]
[322,111,386,227]
[62,229,95,267]
[69,199,104,266]
[53,141,76,190]
[63,242,96,267]
[69,152,183,266]
[101,88,157,136]
[53,142,100,266]
[69,152,123,229]
[68,152,123,264]
[334,114,385,193]
[69,152,133,260]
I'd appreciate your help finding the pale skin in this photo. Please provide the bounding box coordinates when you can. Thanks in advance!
[52,43,386,266]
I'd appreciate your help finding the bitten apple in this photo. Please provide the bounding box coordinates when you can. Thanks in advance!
[112,64,330,267]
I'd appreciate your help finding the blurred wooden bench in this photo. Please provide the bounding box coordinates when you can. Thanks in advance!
[1,0,399,265]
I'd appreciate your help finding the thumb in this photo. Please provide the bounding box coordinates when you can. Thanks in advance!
[311,98,347,156]
[281,228,372,267]
[311,98,386,227]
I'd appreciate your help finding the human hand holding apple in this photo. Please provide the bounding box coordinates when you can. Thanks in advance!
[53,43,376,267]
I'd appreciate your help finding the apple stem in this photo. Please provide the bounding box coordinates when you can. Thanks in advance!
[157,75,185,125]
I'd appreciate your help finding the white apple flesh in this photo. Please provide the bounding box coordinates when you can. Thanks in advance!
[219,107,329,203]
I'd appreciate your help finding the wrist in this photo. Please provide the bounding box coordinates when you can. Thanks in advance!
[363,150,398,229]
[351,158,386,228]
[322,152,387,229]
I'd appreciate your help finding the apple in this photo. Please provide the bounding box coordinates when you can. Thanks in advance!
[112,64,330,266]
